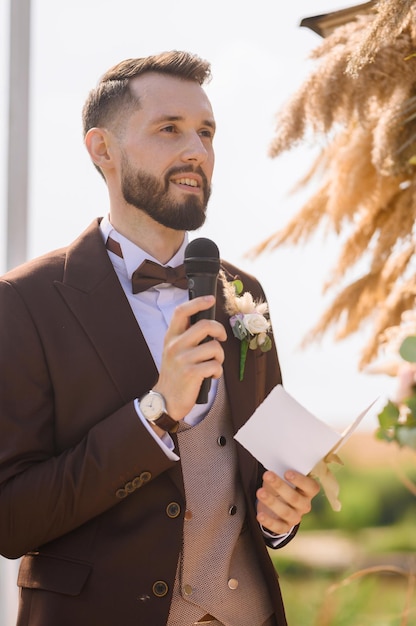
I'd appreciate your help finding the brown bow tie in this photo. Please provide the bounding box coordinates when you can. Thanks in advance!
[106,236,188,293]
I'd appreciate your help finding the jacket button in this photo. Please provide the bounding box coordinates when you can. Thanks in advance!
[217,435,227,446]
[152,580,169,597]
[115,488,127,499]
[228,505,237,516]
[166,502,181,518]
[140,471,152,483]
[125,481,135,493]
[132,476,143,489]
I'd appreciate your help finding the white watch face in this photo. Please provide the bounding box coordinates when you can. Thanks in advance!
[140,392,165,421]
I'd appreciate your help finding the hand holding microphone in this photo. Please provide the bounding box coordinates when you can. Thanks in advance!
[152,238,223,420]
[184,238,220,404]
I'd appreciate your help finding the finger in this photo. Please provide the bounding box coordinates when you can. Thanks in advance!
[163,322,226,374]
[189,337,226,367]
[171,341,225,386]
[257,471,318,523]
[183,318,228,346]
[257,484,305,526]
[262,470,319,502]
[169,295,217,335]
[256,501,297,535]
[284,470,321,499]
[260,471,296,502]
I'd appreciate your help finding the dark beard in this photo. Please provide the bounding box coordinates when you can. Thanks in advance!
[121,156,211,231]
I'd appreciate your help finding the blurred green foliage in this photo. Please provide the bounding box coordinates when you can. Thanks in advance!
[302,465,416,534]
[271,462,416,624]
[278,573,414,626]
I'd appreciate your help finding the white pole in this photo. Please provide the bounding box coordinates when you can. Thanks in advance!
[0,558,19,624]
[1,4,31,623]
[6,0,31,270]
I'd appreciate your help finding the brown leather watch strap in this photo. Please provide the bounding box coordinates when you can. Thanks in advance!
[153,413,179,433]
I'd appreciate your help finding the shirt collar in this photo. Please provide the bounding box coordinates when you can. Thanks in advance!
[100,214,189,279]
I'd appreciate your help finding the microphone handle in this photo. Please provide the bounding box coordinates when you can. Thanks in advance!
[187,273,217,404]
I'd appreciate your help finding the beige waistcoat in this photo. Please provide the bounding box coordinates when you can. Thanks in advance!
[167,378,273,626]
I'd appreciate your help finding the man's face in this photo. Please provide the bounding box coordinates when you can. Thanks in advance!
[116,72,215,231]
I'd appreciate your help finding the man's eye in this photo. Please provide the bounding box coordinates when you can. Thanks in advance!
[161,125,176,133]
[200,129,214,139]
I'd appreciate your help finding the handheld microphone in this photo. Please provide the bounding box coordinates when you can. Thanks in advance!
[184,238,220,404]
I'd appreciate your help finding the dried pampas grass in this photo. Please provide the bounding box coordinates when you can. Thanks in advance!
[258,0,416,367]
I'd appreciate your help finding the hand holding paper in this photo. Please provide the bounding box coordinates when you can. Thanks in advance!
[234,385,378,511]
[257,468,321,534]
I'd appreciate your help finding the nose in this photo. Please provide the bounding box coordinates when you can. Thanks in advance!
[180,131,209,165]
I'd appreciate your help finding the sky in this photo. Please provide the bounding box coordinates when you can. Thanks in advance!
[0,0,396,435]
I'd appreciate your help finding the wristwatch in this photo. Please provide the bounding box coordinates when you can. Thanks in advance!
[139,390,179,433]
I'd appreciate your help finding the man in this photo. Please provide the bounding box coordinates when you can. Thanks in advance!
[0,51,319,626]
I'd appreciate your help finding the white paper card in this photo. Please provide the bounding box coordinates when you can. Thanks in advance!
[234,384,376,478]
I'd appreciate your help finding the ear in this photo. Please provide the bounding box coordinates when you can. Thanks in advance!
[85,127,115,171]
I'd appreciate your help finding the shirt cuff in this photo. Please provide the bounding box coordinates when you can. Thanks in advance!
[260,524,294,547]
[134,398,179,461]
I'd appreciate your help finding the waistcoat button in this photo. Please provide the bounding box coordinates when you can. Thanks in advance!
[217,435,227,446]
[183,584,193,596]
[228,578,239,590]
[152,580,169,597]
[166,502,181,518]
[228,505,237,516]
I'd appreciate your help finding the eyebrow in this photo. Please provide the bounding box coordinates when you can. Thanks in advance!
[153,115,216,131]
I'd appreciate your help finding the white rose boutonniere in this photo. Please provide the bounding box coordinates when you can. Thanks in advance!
[220,270,273,380]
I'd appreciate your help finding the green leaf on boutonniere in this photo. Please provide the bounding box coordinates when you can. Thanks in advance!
[232,279,244,295]
[239,339,249,381]
[260,335,272,352]
[232,318,248,341]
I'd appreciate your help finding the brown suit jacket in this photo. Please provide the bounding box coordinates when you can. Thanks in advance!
[0,219,293,626]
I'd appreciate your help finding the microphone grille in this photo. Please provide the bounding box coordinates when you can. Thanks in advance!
[185,237,219,260]
[184,238,220,274]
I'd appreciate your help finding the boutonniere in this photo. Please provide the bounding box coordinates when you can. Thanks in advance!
[220,270,273,381]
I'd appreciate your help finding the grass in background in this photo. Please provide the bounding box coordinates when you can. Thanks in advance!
[269,437,416,625]
[272,559,416,626]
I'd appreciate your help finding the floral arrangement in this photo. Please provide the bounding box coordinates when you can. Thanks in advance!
[220,270,272,380]
[373,310,416,450]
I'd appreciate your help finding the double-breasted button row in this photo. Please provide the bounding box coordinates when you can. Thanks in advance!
[115,471,151,499]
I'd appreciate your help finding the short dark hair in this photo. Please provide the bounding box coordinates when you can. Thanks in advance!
[82,50,211,137]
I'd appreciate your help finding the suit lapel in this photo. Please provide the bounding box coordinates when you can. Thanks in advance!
[54,219,158,404]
